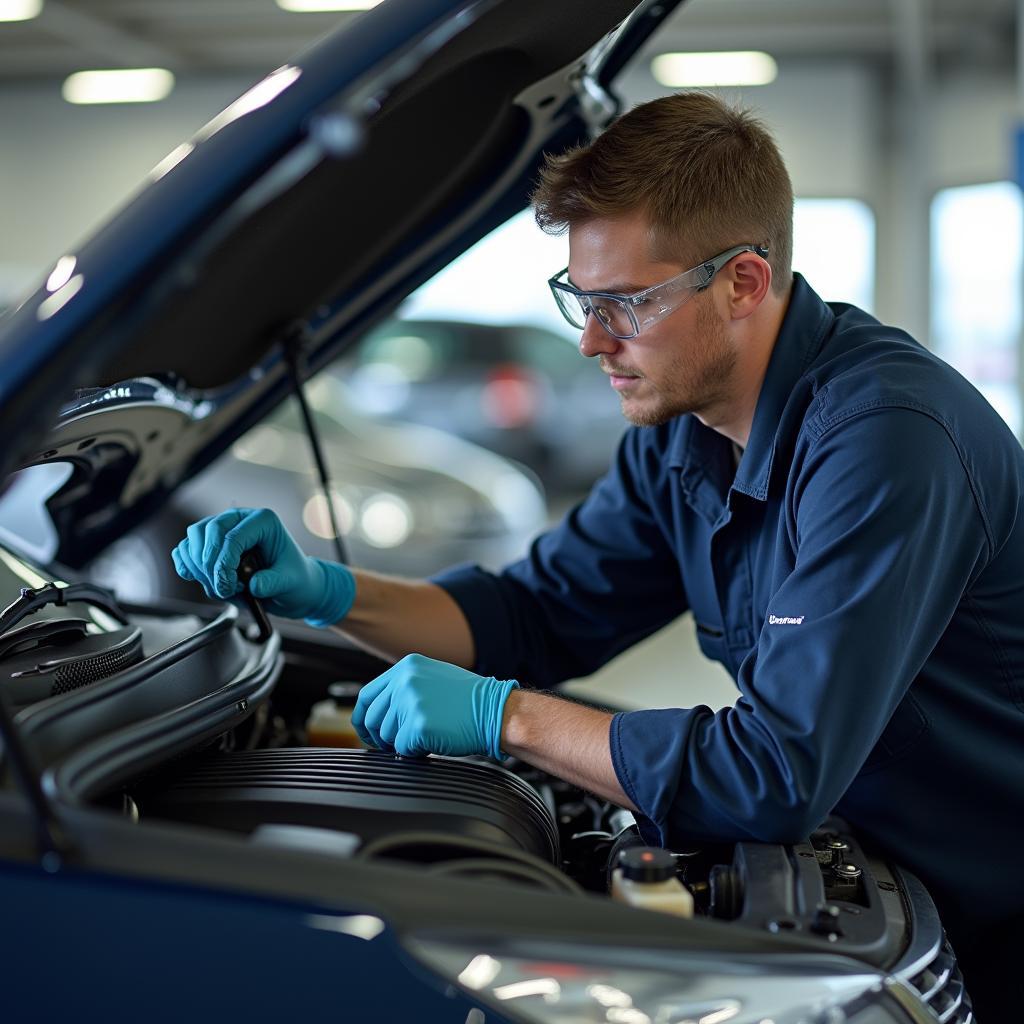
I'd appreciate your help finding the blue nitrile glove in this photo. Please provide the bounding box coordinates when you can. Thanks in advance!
[353,653,519,760]
[171,507,356,627]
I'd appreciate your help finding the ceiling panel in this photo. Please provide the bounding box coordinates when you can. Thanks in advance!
[0,0,1014,80]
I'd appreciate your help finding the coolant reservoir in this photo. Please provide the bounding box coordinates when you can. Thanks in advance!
[305,681,364,748]
[611,847,694,918]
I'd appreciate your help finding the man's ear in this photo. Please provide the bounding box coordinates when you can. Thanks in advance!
[724,253,772,320]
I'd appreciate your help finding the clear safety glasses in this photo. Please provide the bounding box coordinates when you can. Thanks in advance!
[548,243,769,340]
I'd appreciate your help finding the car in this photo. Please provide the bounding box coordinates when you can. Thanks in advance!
[342,317,627,493]
[82,376,547,606]
[0,1,975,1022]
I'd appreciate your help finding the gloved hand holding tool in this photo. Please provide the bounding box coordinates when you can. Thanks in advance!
[171,508,356,627]
[173,509,515,761]
[353,653,519,760]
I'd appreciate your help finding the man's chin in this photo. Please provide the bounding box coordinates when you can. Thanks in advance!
[619,395,680,428]
[618,389,692,425]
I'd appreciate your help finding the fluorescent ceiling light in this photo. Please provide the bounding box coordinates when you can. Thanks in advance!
[62,68,175,105]
[0,0,42,22]
[651,51,778,88]
[276,0,383,11]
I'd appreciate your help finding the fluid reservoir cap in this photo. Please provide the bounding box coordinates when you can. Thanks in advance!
[618,846,676,882]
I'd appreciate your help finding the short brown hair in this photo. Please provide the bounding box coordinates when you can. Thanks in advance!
[532,92,793,295]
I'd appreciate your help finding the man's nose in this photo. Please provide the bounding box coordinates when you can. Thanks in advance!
[578,315,623,359]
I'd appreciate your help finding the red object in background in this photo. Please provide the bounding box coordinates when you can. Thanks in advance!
[481,363,540,428]
[517,962,599,979]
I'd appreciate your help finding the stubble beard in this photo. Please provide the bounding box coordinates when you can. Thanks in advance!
[619,296,737,428]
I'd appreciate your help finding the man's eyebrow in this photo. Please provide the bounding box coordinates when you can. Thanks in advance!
[567,276,649,294]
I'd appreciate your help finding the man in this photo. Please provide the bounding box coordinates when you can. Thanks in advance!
[174,93,1024,1015]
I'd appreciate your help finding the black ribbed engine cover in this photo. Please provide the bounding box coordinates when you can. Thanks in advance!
[141,748,559,864]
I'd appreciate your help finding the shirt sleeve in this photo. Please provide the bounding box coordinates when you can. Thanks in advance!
[611,407,991,846]
[430,426,689,688]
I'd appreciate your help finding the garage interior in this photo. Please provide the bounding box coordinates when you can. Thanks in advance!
[0,0,1020,713]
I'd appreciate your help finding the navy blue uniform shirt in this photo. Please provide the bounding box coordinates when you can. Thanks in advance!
[432,274,1024,957]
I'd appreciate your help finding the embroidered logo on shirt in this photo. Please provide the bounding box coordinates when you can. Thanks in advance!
[768,614,805,625]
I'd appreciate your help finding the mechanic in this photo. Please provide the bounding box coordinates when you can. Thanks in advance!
[174,93,1024,1016]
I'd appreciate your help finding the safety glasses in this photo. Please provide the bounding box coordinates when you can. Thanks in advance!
[548,243,769,340]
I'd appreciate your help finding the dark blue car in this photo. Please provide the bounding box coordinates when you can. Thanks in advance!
[0,2,975,1021]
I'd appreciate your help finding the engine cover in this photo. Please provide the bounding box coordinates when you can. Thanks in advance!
[141,748,559,864]
[2,617,143,708]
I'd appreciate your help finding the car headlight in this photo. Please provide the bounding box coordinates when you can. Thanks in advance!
[406,936,922,1024]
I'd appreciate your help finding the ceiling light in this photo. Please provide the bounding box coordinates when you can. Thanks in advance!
[62,68,175,105]
[0,0,42,22]
[276,0,383,11]
[651,51,777,88]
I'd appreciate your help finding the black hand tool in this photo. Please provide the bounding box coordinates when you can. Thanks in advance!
[237,550,273,643]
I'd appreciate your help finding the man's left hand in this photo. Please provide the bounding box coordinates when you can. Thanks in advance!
[352,653,519,759]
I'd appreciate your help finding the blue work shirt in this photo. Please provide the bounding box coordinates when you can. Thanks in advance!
[432,274,1024,948]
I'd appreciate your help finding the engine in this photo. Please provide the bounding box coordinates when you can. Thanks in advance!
[0,576,964,1017]
[138,748,560,866]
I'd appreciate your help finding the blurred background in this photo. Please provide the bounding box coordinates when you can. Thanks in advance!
[1,0,1020,709]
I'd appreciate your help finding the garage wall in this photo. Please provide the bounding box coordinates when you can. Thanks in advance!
[628,60,1023,194]
[3,62,1021,312]
[618,58,881,200]
[932,70,1021,187]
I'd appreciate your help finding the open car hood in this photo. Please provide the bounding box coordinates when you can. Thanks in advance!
[0,0,682,566]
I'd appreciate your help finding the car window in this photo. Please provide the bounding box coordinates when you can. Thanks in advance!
[504,326,581,379]
[355,322,465,380]
[353,320,580,380]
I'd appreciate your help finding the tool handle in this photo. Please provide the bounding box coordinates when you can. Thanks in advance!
[237,550,273,643]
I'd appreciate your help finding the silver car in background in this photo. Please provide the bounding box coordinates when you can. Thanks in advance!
[342,318,626,494]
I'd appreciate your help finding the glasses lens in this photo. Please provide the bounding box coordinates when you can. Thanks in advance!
[551,278,639,338]
[552,284,588,330]
[591,299,636,339]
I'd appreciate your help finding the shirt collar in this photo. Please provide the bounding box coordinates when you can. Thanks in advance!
[668,274,834,501]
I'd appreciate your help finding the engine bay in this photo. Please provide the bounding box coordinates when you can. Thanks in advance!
[0,547,967,1016]
[133,732,912,967]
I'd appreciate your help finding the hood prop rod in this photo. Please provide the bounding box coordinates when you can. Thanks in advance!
[283,327,348,566]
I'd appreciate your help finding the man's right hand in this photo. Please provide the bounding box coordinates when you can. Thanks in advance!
[171,507,356,627]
